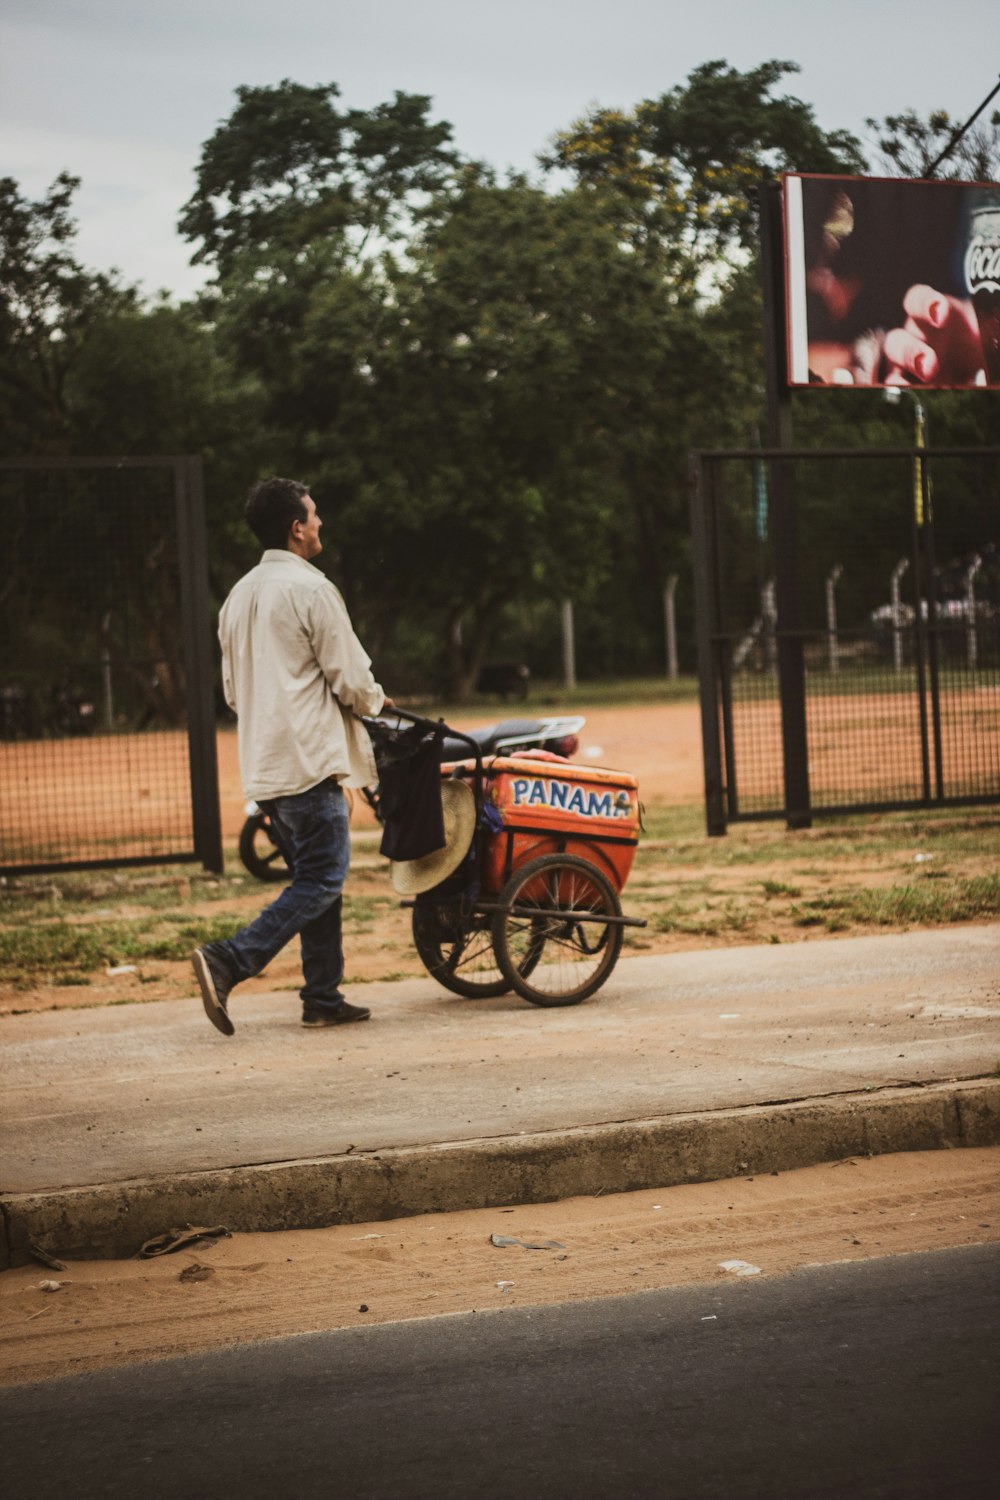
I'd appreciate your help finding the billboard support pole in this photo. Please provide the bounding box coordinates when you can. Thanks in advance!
[759,180,793,451]
[759,180,811,830]
[688,453,727,837]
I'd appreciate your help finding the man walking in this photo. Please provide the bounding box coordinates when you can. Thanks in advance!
[192,477,391,1035]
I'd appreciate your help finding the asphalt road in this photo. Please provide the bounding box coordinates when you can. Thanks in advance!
[3,1245,997,1500]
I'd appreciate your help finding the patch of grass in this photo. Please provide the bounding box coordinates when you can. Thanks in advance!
[0,913,243,986]
[142,917,241,961]
[637,808,999,875]
[0,922,116,983]
[628,876,717,904]
[420,676,701,716]
[2,799,995,997]
[644,869,999,945]
[787,874,1000,931]
[844,875,1000,926]
[652,898,755,937]
[790,906,826,928]
[0,869,252,919]
[343,894,399,932]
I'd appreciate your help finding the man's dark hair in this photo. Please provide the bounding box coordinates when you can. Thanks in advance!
[245,477,310,550]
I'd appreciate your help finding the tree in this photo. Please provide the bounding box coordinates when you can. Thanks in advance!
[0,173,136,454]
[328,172,734,692]
[0,174,265,726]
[178,80,460,278]
[866,107,1000,181]
[546,60,865,264]
[538,63,868,671]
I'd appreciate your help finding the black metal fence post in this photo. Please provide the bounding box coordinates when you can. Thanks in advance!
[0,455,224,876]
[919,469,946,801]
[176,455,224,873]
[759,181,811,829]
[688,452,726,835]
[771,455,812,829]
[687,444,1000,831]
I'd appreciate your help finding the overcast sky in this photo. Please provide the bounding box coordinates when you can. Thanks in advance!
[2,0,998,299]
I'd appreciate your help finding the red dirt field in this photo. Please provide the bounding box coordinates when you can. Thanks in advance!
[4,689,995,869]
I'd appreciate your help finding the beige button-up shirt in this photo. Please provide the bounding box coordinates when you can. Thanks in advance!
[219,549,385,799]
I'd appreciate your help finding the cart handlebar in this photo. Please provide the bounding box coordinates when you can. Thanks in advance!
[364,707,485,797]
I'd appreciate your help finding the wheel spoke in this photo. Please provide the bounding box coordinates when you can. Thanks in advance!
[492,854,624,1006]
[412,903,509,998]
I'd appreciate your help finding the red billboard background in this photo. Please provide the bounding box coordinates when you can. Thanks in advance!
[783,173,1000,390]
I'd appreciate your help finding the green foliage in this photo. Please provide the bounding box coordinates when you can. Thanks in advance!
[341,173,705,690]
[0,173,137,454]
[178,79,459,276]
[548,60,865,261]
[789,875,1000,929]
[866,106,1000,181]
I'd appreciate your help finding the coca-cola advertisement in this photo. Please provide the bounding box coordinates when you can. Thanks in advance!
[783,173,1000,389]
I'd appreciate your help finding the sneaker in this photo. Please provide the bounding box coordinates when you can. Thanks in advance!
[301,999,371,1027]
[192,945,236,1037]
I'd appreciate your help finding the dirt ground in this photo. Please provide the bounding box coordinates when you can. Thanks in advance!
[2,1149,997,1387]
[212,701,709,834]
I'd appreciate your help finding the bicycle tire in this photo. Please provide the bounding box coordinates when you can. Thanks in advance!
[238,813,290,883]
[491,853,623,1006]
[411,901,510,998]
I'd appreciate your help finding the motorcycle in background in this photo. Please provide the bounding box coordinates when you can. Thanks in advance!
[49,680,96,736]
[237,713,585,882]
[0,681,96,740]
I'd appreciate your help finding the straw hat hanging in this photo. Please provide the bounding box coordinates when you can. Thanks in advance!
[390,780,477,896]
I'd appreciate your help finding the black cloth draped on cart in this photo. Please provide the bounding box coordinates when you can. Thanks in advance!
[376,719,447,861]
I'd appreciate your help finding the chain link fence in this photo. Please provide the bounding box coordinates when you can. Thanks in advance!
[690,446,1000,831]
[0,457,221,874]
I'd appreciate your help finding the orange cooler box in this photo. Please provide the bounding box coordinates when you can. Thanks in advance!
[451,755,641,896]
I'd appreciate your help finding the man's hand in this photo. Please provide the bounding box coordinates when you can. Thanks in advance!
[883,284,984,386]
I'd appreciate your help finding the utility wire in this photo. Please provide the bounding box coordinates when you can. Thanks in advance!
[922,72,1000,178]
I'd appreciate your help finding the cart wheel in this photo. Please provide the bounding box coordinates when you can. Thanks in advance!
[491,853,624,1006]
[239,812,290,883]
[412,901,511,998]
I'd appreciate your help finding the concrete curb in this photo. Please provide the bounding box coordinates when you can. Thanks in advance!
[2,1078,998,1265]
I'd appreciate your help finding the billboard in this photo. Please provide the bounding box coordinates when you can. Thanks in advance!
[784,173,1000,389]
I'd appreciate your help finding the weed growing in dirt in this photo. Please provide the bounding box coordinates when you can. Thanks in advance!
[631,808,999,949]
[0,913,244,988]
[342,895,398,931]
[761,879,803,898]
[798,875,1000,929]
[637,807,999,871]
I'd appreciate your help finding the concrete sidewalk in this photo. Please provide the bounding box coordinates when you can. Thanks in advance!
[2,926,999,1264]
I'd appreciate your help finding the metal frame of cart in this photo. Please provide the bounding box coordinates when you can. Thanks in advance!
[381,711,647,1007]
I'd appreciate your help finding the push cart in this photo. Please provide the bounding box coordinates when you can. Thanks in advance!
[370,710,647,1007]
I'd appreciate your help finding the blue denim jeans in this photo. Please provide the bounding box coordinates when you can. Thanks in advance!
[216,780,351,1011]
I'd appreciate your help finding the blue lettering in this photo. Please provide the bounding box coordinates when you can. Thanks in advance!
[587,791,613,818]
[512,777,634,819]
